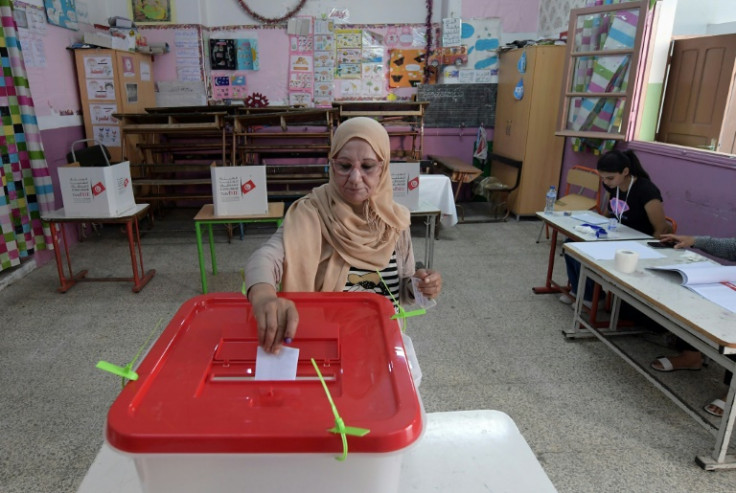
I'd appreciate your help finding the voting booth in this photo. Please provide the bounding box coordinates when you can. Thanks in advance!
[390,161,420,210]
[106,292,424,493]
[210,164,268,216]
[57,161,135,217]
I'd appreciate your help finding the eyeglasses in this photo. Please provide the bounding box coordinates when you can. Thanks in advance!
[331,159,383,177]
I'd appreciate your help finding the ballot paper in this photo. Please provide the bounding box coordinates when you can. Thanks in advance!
[255,346,300,380]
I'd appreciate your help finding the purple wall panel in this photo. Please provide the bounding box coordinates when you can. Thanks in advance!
[560,139,736,237]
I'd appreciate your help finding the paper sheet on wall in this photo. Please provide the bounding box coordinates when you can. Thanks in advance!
[442,18,462,47]
[89,104,117,124]
[93,125,120,147]
[155,80,207,107]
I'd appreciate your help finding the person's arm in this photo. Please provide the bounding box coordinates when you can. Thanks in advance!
[245,227,285,292]
[659,233,695,249]
[693,236,736,261]
[245,227,298,353]
[395,229,442,303]
[247,282,298,354]
[643,199,672,238]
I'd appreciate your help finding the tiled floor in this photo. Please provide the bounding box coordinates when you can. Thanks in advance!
[1,208,734,492]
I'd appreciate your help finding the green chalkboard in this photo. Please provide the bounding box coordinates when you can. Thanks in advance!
[417,83,497,128]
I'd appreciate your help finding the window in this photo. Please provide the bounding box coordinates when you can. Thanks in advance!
[557,1,649,140]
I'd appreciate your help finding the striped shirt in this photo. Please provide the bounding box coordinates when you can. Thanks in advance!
[343,251,400,308]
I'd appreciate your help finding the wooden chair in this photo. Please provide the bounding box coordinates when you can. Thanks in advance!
[536,165,602,243]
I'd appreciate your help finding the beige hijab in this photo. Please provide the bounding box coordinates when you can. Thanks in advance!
[282,117,411,292]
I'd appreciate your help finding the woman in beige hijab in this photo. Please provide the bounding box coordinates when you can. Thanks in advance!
[246,117,442,353]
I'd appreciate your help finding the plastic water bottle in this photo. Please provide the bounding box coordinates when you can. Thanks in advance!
[544,186,557,214]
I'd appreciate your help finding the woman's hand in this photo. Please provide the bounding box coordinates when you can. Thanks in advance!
[659,234,695,249]
[414,269,442,299]
[247,283,299,354]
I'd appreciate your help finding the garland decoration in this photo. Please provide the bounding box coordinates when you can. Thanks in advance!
[423,0,434,84]
[236,0,308,24]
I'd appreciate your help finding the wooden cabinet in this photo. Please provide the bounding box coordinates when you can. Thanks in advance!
[492,45,565,216]
[74,49,155,162]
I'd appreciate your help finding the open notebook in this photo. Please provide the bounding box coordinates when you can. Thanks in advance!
[647,262,736,313]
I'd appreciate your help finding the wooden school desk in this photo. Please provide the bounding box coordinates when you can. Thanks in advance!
[427,155,482,221]
[41,204,155,293]
[194,203,285,293]
[77,410,558,493]
[564,240,736,470]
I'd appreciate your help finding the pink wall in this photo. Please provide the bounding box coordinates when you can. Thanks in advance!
[463,0,540,34]
[559,140,736,237]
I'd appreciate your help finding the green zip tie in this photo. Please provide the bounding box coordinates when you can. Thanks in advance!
[377,270,426,332]
[96,318,164,389]
[311,358,370,461]
[241,268,247,296]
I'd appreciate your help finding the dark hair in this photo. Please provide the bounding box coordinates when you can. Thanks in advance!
[596,150,650,180]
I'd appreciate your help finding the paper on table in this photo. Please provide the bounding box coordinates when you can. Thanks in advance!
[255,346,300,380]
[571,241,667,260]
[647,262,736,313]
[570,212,608,224]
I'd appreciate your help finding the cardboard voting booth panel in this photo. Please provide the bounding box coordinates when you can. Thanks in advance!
[211,165,268,216]
[58,161,135,217]
[390,162,420,211]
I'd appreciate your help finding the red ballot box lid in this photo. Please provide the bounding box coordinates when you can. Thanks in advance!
[106,293,422,454]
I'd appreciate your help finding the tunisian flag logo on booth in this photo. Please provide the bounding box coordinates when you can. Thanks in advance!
[91,182,106,196]
[408,176,419,191]
[241,179,256,195]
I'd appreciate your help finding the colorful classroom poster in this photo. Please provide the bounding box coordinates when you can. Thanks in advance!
[212,75,230,99]
[210,39,237,70]
[461,18,501,83]
[237,39,259,70]
[44,0,78,31]
[288,17,314,106]
[388,49,427,88]
[131,0,175,23]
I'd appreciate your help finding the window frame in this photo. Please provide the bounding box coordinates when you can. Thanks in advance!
[556,0,650,141]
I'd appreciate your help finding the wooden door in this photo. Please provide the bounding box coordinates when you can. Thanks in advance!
[657,34,736,151]
[493,48,535,161]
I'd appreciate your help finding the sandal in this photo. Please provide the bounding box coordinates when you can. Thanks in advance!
[650,356,702,372]
[704,398,726,418]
